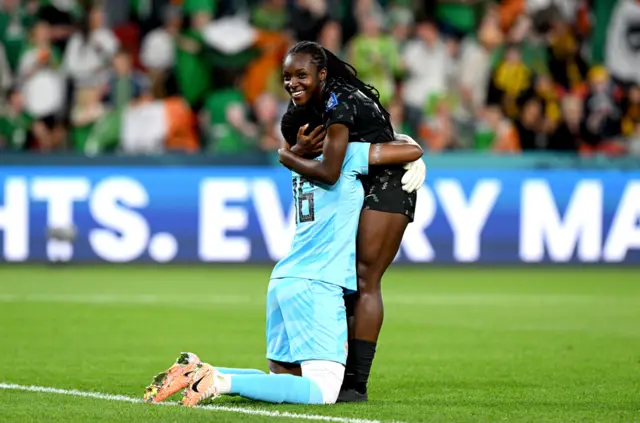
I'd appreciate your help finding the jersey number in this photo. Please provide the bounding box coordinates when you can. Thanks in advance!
[293,177,315,223]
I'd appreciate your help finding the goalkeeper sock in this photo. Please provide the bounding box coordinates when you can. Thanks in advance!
[216,367,265,376]
[222,374,323,404]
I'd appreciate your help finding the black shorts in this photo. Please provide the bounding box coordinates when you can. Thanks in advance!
[361,166,416,222]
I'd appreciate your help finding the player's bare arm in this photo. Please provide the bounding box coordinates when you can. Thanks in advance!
[289,127,425,192]
[280,123,422,182]
[291,127,417,158]
[369,141,422,165]
[278,123,349,185]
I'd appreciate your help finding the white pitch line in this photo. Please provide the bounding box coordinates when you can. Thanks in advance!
[0,383,398,423]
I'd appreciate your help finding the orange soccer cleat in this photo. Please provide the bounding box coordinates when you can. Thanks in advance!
[144,352,201,403]
[181,363,224,407]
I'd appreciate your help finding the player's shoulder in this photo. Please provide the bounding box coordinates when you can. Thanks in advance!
[324,79,359,109]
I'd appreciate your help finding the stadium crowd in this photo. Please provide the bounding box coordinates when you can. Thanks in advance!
[0,0,639,156]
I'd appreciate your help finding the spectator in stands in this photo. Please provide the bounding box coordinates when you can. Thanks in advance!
[457,12,504,119]
[475,104,520,153]
[17,19,66,150]
[582,66,622,150]
[547,19,588,95]
[201,76,258,155]
[131,0,168,36]
[0,86,30,150]
[82,48,151,155]
[547,94,583,151]
[63,4,119,89]
[318,20,343,58]
[402,18,449,133]
[242,14,292,105]
[420,95,457,151]
[353,0,384,24]
[444,34,462,99]
[104,48,151,110]
[140,5,182,98]
[175,4,213,109]
[348,11,401,106]
[0,43,12,98]
[0,0,36,74]
[70,85,106,152]
[505,9,531,45]
[488,45,533,120]
[251,0,288,31]
[387,4,413,49]
[388,100,413,139]
[503,11,548,77]
[38,0,78,51]
[254,91,284,155]
[289,0,329,42]
[141,7,182,68]
[533,74,561,138]
[515,96,544,150]
[620,84,640,138]
[453,10,503,147]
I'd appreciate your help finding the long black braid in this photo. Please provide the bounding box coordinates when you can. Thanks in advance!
[286,41,393,129]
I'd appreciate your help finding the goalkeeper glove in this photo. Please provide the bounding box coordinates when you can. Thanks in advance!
[394,133,426,193]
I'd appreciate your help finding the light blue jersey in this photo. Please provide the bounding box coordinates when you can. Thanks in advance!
[270,142,370,293]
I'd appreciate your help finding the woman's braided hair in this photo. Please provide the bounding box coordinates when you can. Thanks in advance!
[286,41,392,126]
[280,41,391,145]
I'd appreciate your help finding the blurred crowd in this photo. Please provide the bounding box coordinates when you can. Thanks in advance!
[1,0,640,156]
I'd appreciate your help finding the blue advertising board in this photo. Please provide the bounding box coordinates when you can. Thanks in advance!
[0,166,638,263]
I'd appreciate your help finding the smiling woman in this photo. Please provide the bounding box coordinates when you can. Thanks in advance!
[282,53,315,104]
[282,51,326,106]
[278,41,425,402]
[282,42,389,117]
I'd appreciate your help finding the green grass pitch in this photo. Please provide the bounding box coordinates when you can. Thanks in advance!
[0,265,638,422]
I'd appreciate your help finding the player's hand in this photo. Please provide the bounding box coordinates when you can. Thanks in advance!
[291,123,325,156]
[395,133,426,193]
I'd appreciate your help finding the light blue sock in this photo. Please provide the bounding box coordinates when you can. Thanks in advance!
[216,367,265,376]
[229,374,324,404]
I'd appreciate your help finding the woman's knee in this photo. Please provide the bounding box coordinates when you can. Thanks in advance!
[356,260,383,293]
[357,275,382,294]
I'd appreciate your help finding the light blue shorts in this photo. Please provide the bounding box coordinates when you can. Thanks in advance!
[265,278,348,365]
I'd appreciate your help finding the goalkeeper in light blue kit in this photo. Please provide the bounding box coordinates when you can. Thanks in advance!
[144,122,422,408]
[145,75,422,406]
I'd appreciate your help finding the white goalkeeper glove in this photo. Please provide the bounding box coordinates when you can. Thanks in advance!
[395,133,426,193]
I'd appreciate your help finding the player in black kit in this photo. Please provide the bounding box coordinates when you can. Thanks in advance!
[278,41,426,402]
